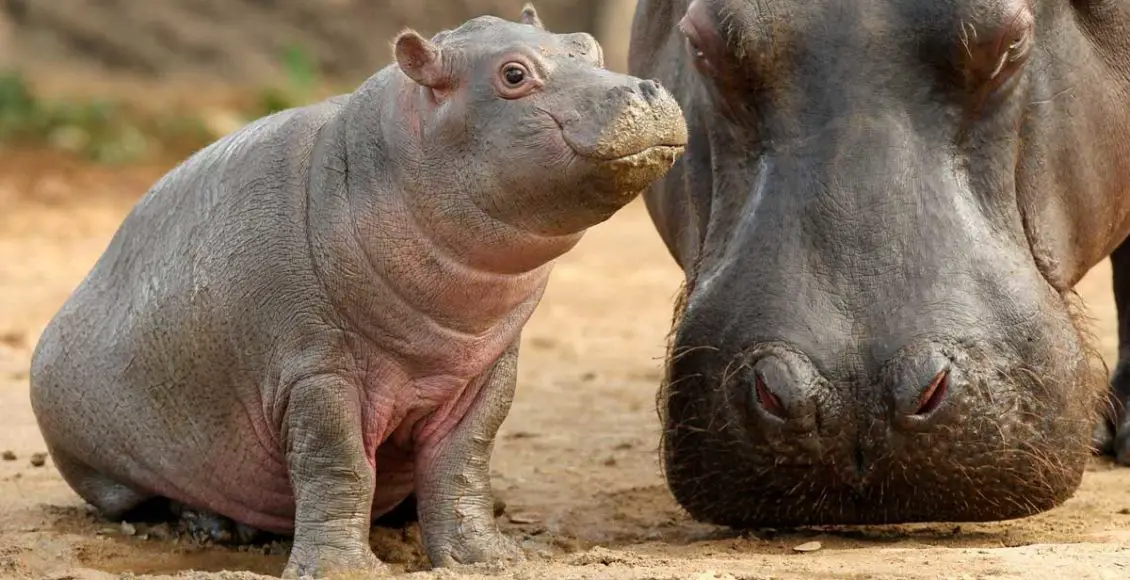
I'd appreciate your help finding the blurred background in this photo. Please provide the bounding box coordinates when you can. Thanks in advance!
[0,0,639,164]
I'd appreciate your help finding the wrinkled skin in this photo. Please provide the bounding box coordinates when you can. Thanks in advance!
[29,6,686,578]
[630,0,1130,528]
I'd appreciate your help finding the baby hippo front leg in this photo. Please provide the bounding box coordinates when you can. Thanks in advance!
[282,375,383,579]
[416,340,524,567]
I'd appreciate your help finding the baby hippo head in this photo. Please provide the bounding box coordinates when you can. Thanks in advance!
[394,4,687,236]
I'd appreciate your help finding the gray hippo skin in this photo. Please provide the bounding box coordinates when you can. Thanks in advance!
[29,6,686,578]
[629,0,1130,528]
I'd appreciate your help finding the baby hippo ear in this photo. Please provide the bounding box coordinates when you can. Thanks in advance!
[394,29,447,89]
[520,3,544,29]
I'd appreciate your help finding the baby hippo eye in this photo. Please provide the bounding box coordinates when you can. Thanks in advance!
[502,63,528,86]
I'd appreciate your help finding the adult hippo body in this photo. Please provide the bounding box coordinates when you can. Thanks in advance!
[630,0,1130,528]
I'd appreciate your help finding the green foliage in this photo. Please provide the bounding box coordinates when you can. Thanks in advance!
[0,47,327,164]
[255,43,322,117]
[0,71,214,164]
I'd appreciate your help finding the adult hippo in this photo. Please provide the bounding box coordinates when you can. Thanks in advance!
[629,0,1130,527]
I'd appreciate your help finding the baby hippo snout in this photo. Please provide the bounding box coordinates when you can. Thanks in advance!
[563,78,687,159]
[555,74,687,195]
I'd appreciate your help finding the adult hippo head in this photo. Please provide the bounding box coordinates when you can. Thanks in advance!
[630,0,1130,527]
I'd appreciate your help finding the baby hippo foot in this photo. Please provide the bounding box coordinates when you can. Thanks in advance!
[168,501,264,545]
[282,527,386,580]
[416,339,526,569]
[424,524,524,568]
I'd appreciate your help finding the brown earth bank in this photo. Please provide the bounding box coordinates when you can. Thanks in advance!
[0,0,638,86]
[0,149,1128,579]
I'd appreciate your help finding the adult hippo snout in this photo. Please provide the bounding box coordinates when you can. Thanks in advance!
[662,120,1097,524]
[631,0,1130,527]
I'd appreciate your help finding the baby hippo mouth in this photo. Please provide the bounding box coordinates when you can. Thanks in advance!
[577,143,687,166]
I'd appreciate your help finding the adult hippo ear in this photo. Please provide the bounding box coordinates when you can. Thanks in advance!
[520,4,545,29]
[394,30,448,90]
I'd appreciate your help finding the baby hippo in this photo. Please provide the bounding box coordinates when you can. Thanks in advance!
[28,5,686,578]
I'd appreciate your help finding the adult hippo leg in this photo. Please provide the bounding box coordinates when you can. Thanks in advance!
[1102,241,1130,464]
[415,340,522,567]
[282,374,381,579]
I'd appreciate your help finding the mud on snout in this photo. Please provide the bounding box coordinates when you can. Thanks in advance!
[551,74,687,199]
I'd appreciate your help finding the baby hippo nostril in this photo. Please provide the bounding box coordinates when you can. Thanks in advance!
[914,369,949,416]
[638,80,662,103]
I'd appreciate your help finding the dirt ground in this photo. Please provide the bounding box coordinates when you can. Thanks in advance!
[0,150,1128,580]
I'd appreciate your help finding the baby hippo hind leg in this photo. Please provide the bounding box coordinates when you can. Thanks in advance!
[52,445,271,545]
[416,340,524,568]
[47,444,154,519]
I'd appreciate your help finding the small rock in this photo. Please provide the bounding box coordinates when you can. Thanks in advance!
[1117,508,1130,515]
[528,336,556,350]
[1,450,15,461]
[602,457,617,467]
[146,523,171,541]
[120,522,137,536]
[691,572,736,580]
[493,497,507,517]
[29,452,47,467]
[507,512,540,525]
[792,541,822,553]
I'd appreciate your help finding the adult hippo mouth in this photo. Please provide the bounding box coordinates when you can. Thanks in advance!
[629,0,1130,528]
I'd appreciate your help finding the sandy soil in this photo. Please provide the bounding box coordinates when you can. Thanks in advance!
[0,151,1128,580]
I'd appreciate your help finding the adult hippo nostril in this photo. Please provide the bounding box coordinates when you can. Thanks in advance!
[753,372,786,420]
[886,347,955,430]
[739,348,824,432]
[914,370,949,416]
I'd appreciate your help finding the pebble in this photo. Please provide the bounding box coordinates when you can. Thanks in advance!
[1,450,15,461]
[120,521,137,536]
[29,452,47,467]
[792,541,823,553]
[507,512,540,524]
